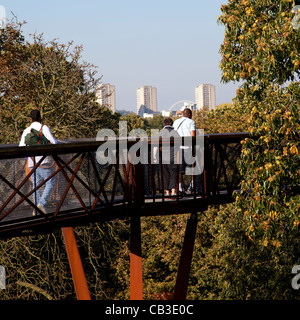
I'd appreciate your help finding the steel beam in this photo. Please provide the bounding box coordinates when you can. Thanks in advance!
[173,213,198,300]
[62,227,91,300]
[130,215,143,300]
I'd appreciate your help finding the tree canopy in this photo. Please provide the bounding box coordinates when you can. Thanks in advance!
[219,0,300,86]
[0,19,119,143]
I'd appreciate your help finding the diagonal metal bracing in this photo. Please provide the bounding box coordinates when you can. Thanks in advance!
[0,134,249,237]
[0,156,47,219]
[53,153,88,217]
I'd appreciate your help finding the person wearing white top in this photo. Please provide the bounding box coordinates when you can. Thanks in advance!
[19,110,57,214]
[173,108,198,194]
[173,109,196,139]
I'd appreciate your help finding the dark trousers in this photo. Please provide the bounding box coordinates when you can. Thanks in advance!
[162,164,178,190]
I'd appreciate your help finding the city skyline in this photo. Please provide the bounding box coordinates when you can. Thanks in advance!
[1,0,240,112]
[105,83,218,113]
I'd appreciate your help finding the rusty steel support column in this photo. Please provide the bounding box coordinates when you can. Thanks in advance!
[62,227,91,300]
[130,215,143,300]
[173,213,198,300]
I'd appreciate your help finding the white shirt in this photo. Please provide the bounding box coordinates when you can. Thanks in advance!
[19,122,57,167]
[173,117,196,137]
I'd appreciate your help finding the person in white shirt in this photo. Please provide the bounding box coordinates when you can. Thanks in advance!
[173,108,197,194]
[19,110,57,215]
[173,108,196,138]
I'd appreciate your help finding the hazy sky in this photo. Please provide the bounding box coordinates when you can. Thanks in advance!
[1,0,240,112]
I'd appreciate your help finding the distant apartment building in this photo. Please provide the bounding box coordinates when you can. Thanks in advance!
[195,84,216,111]
[137,86,157,115]
[96,83,116,113]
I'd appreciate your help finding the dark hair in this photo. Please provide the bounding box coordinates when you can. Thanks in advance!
[30,110,41,122]
[163,117,173,127]
[183,108,192,118]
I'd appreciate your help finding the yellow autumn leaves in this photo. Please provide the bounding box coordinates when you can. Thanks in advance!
[219,0,300,85]
[219,1,299,254]
[234,83,299,249]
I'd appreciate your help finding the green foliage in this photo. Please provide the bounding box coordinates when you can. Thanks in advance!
[109,216,189,300]
[219,0,300,85]
[0,221,128,300]
[75,221,130,300]
[236,83,300,248]
[219,0,300,253]
[199,0,300,300]
[0,19,119,143]
[120,113,147,134]
[0,233,73,299]
[144,115,165,135]
[189,205,300,299]
[141,215,188,299]
[193,103,250,133]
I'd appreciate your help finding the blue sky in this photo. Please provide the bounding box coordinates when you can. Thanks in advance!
[1,0,240,112]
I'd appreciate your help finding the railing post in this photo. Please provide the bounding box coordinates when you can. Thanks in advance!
[204,139,211,198]
[61,227,91,300]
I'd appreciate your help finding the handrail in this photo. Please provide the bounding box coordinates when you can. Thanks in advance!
[0,133,250,159]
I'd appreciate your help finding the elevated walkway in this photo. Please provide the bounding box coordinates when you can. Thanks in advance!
[0,133,247,238]
[0,133,248,300]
